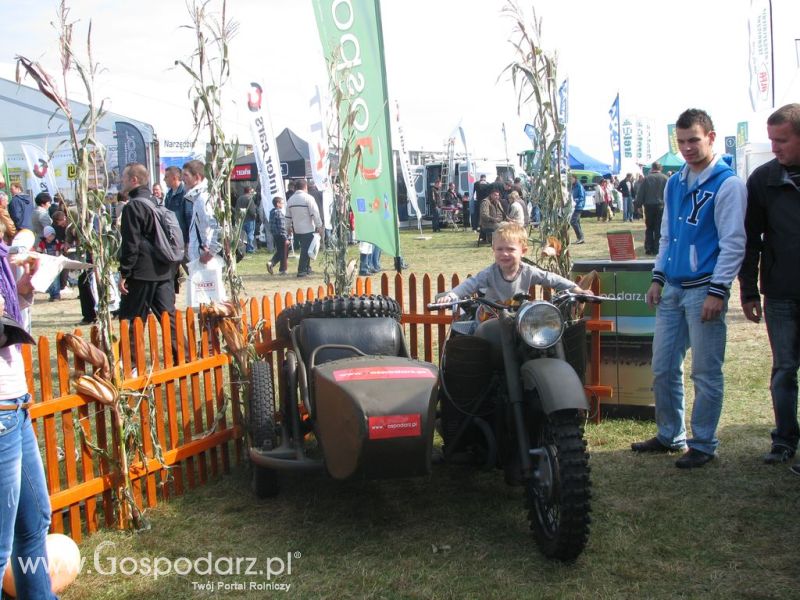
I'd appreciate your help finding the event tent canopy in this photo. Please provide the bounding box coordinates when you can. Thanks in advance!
[235,127,310,179]
[0,77,156,149]
[568,146,612,174]
[644,151,685,174]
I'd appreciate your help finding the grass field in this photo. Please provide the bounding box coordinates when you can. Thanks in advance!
[29,217,799,599]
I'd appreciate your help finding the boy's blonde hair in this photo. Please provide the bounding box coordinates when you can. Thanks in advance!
[493,222,528,250]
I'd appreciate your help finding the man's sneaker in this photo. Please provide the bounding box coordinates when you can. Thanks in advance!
[675,448,715,469]
[631,436,680,453]
[266,262,274,275]
[574,239,585,245]
[763,446,795,464]
[789,463,800,477]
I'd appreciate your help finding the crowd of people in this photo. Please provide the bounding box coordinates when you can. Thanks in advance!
[0,102,798,594]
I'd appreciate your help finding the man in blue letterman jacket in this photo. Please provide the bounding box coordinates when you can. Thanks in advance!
[632,109,746,468]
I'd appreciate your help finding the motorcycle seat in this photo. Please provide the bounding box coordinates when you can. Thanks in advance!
[294,317,408,368]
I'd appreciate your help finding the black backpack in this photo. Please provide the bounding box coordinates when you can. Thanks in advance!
[133,196,185,264]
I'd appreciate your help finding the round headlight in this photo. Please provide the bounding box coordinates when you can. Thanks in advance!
[516,301,564,349]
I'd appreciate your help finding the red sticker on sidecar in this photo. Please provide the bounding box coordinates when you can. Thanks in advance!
[368,414,422,439]
[332,366,435,382]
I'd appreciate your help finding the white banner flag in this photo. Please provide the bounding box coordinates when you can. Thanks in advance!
[748,0,774,112]
[246,82,285,222]
[393,100,421,227]
[308,85,331,192]
[21,142,59,197]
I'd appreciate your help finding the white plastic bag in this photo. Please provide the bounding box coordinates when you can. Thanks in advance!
[308,232,322,260]
[187,257,227,307]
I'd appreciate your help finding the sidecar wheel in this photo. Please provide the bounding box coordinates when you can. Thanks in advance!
[526,410,591,562]
[250,359,279,498]
[276,294,402,339]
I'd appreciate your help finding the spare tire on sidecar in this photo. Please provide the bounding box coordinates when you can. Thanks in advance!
[248,295,439,497]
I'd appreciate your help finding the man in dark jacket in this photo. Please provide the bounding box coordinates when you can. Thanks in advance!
[471,174,492,232]
[118,163,178,361]
[8,182,33,231]
[638,162,669,254]
[738,103,800,471]
[235,186,258,253]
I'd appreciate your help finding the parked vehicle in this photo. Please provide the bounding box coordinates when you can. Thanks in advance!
[246,290,607,562]
[429,290,612,561]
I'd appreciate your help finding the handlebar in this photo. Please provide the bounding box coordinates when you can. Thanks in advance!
[426,291,617,311]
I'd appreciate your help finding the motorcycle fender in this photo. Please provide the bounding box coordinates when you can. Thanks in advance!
[520,358,589,413]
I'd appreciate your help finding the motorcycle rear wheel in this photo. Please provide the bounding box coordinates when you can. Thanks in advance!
[526,410,591,562]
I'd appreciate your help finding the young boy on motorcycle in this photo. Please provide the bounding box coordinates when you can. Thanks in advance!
[435,222,588,305]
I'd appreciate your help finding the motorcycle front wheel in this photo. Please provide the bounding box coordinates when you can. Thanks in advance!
[526,409,591,562]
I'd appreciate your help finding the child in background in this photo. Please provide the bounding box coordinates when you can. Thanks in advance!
[435,222,588,305]
[37,225,63,301]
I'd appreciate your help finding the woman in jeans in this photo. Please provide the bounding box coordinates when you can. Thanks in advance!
[0,242,56,599]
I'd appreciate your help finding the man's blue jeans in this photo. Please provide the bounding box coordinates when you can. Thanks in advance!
[242,219,256,253]
[652,284,728,455]
[569,210,583,242]
[623,196,633,222]
[764,298,800,451]
[0,394,56,599]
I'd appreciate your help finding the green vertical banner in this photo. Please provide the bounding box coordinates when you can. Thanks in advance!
[0,141,9,194]
[737,121,749,146]
[313,0,400,257]
[667,124,679,155]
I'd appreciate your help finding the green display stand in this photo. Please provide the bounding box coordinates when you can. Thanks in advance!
[573,259,655,419]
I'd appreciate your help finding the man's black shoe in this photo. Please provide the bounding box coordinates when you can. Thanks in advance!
[675,448,715,469]
[631,436,680,453]
[763,446,795,464]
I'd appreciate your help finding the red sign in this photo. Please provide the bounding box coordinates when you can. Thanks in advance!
[231,164,254,181]
[606,230,637,261]
[333,366,435,382]
[368,414,421,440]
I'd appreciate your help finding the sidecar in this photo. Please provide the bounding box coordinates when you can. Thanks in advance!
[247,295,439,497]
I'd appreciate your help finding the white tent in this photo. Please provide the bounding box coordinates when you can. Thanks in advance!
[0,76,157,195]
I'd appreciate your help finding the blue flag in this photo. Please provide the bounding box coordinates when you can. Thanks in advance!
[608,94,620,174]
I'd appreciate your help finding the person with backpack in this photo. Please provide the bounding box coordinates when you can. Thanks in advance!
[117,162,182,363]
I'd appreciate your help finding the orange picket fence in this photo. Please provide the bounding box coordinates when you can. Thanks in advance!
[22,272,610,542]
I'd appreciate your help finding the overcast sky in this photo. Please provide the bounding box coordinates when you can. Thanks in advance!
[1,0,798,165]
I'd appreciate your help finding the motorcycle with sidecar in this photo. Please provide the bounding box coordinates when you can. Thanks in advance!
[246,291,608,562]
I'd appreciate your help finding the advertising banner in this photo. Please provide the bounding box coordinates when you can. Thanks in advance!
[20,142,60,197]
[622,118,634,161]
[115,121,147,173]
[737,121,749,146]
[246,82,286,222]
[313,0,400,257]
[608,94,621,174]
[748,0,774,111]
[558,78,569,172]
[308,85,331,192]
[0,142,9,194]
[393,100,421,227]
[667,124,679,155]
